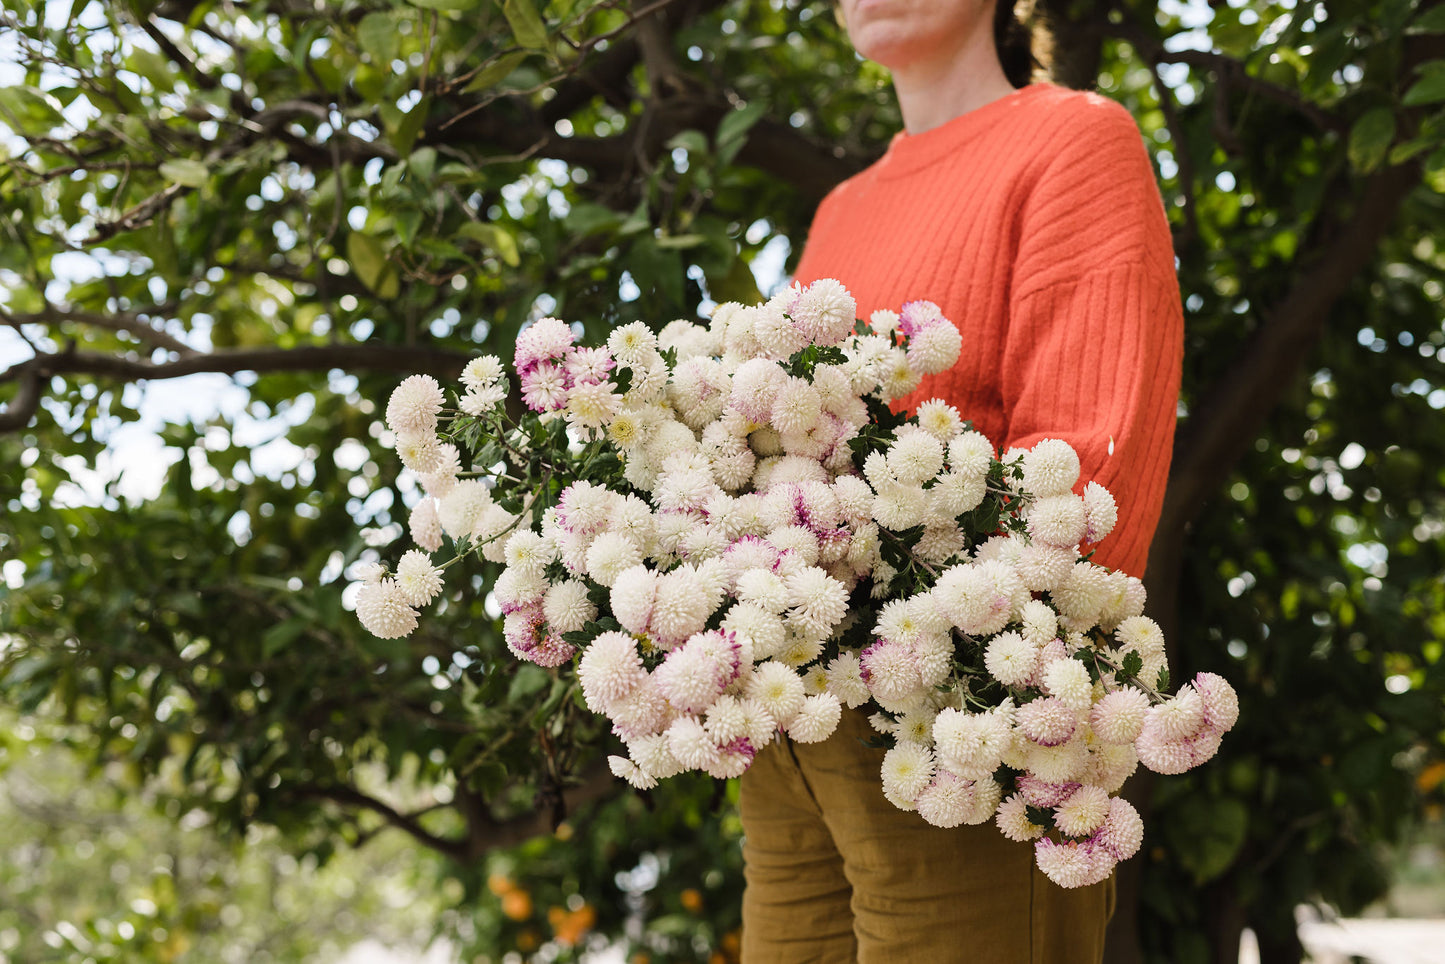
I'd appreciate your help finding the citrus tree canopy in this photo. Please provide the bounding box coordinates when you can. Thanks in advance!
[2,1,1444,961]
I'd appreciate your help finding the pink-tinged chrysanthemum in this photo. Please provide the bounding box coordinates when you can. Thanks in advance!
[996,792,1046,842]
[514,316,574,372]
[1018,696,1078,747]
[520,360,568,413]
[1144,685,1205,742]
[729,358,785,422]
[1017,775,1081,808]
[565,346,615,385]
[896,299,943,338]
[1089,687,1151,744]
[1134,728,1194,775]
[1093,796,1144,860]
[556,481,615,535]
[915,771,976,828]
[578,631,644,711]
[356,579,418,639]
[607,676,668,740]
[859,638,923,703]
[905,317,963,375]
[722,533,782,576]
[386,374,445,439]
[708,736,758,779]
[1194,671,1240,731]
[1035,839,1112,889]
[502,602,545,654]
[527,633,576,668]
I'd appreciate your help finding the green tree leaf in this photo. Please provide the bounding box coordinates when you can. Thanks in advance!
[500,0,547,50]
[1349,107,1396,173]
[158,158,209,187]
[347,232,401,298]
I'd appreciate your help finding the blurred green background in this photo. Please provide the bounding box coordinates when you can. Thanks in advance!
[3,0,1445,961]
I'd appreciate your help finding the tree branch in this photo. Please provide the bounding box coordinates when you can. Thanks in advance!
[5,305,194,355]
[1152,21,1445,541]
[1156,161,1420,539]
[284,759,619,861]
[0,343,473,433]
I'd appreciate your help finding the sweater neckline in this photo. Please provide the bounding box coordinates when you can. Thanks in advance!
[875,82,1050,180]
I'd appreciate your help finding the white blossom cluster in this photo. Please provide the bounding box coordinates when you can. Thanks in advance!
[354,279,1238,890]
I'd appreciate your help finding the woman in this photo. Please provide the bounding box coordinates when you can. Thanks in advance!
[737,1,1184,961]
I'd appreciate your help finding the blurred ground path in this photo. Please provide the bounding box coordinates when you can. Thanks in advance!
[334,916,1445,963]
[1238,910,1445,964]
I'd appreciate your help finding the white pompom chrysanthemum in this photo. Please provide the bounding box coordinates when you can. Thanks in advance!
[745,661,806,727]
[1021,438,1080,497]
[409,498,443,553]
[1027,494,1089,548]
[887,431,945,486]
[1089,687,1151,744]
[1042,658,1094,712]
[578,633,641,708]
[394,549,444,606]
[1082,481,1118,543]
[543,580,596,635]
[984,631,1036,687]
[609,755,658,790]
[785,567,848,638]
[355,579,418,639]
[386,374,445,438]
[880,742,935,810]
[996,792,1046,842]
[1054,785,1111,837]
[666,716,719,771]
[823,652,871,708]
[788,692,842,743]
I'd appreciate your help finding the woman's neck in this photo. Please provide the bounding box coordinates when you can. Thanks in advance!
[890,32,1019,136]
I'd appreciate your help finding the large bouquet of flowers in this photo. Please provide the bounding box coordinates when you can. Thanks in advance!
[353,279,1237,888]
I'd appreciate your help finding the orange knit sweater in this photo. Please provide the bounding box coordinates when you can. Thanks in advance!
[793,82,1183,578]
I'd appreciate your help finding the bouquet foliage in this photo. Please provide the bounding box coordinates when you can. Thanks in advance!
[354,280,1238,887]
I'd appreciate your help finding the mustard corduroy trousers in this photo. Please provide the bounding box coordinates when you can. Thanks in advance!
[738,708,1115,963]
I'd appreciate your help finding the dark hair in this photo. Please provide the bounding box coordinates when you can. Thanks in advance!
[994,0,1051,88]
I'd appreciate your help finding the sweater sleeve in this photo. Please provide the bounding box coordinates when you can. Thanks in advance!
[1000,97,1184,578]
